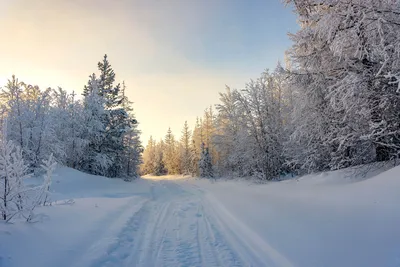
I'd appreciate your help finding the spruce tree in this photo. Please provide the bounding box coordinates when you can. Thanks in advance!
[199,143,213,178]
[82,55,141,178]
[153,140,166,176]
[164,128,179,174]
[81,74,110,175]
[180,121,192,175]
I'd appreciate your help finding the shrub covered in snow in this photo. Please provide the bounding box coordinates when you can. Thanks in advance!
[0,122,56,222]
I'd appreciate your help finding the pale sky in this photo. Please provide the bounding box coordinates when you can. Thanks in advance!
[0,0,298,144]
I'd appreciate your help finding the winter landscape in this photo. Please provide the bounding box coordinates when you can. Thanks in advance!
[1,0,400,267]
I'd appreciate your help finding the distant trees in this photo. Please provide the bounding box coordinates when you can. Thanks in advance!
[0,55,142,180]
[179,121,192,175]
[141,126,188,176]
[153,140,166,176]
[164,128,180,174]
[141,111,217,178]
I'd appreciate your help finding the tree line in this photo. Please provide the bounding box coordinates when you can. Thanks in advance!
[0,55,142,180]
[141,0,400,180]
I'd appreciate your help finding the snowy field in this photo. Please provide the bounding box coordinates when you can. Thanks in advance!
[1,165,400,267]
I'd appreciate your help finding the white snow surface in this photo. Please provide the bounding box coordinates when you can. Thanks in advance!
[1,165,400,267]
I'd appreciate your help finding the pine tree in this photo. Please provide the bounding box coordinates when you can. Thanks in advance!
[82,56,141,178]
[180,121,192,175]
[80,74,110,175]
[203,106,215,149]
[153,140,166,176]
[97,54,122,108]
[199,143,213,178]
[191,117,203,175]
[164,128,180,174]
[111,81,141,178]
[96,55,124,177]
[141,136,156,175]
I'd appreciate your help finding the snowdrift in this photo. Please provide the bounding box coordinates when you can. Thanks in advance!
[196,165,400,267]
[0,164,399,267]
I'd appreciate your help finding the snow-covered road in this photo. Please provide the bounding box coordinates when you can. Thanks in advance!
[1,166,400,267]
[71,178,291,267]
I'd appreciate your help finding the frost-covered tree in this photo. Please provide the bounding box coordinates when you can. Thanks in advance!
[0,127,31,221]
[0,120,57,222]
[80,74,110,175]
[65,92,88,169]
[214,86,243,175]
[1,56,142,180]
[0,75,24,149]
[233,70,287,179]
[191,118,204,176]
[203,106,215,149]
[1,79,63,171]
[51,88,87,168]
[141,136,157,175]
[164,128,180,174]
[96,55,125,177]
[153,140,166,176]
[119,81,142,179]
[38,154,56,206]
[80,56,142,178]
[285,0,400,171]
[199,143,213,178]
[179,121,192,175]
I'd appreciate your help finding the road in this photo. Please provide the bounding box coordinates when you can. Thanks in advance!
[72,177,293,267]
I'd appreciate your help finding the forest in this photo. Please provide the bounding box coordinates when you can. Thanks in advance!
[1,2,400,265]
[1,0,400,183]
[141,0,400,180]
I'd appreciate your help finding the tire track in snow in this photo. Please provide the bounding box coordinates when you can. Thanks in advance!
[82,181,265,267]
[196,202,222,267]
[201,203,243,267]
[135,201,172,266]
[69,197,148,267]
[174,201,203,267]
[88,201,151,267]
[204,194,295,267]
[170,198,244,267]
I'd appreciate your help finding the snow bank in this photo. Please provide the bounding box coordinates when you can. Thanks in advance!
[0,167,151,267]
[191,165,400,267]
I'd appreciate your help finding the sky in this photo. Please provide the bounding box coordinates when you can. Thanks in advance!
[0,0,298,144]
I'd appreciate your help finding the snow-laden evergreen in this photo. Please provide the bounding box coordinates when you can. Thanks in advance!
[179,121,192,175]
[198,143,213,178]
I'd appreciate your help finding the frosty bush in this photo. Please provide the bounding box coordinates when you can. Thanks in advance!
[0,122,56,222]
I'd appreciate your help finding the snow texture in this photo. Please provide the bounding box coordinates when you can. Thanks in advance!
[1,165,400,267]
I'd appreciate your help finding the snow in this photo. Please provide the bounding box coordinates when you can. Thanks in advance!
[193,166,400,267]
[1,165,400,267]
